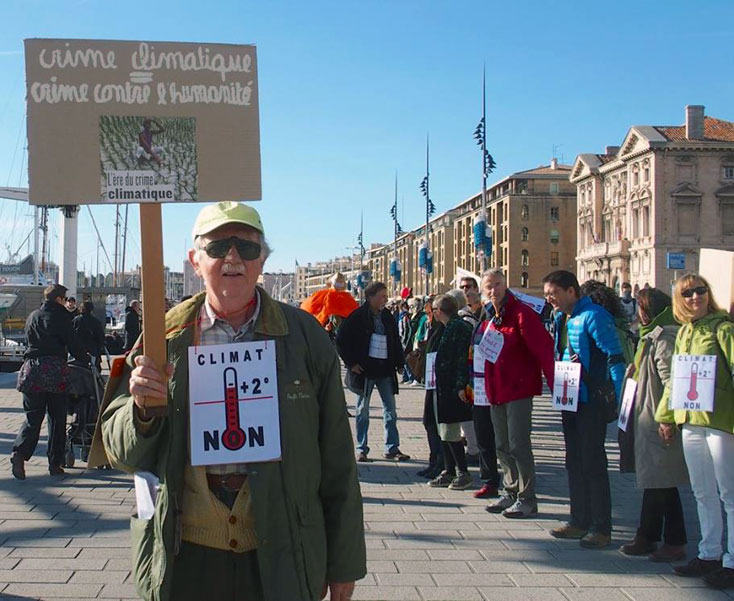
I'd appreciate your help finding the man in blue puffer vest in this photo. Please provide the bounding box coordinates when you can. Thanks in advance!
[542,270,625,549]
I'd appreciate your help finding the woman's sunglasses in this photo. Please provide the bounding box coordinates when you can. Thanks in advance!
[203,237,261,260]
[681,286,708,298]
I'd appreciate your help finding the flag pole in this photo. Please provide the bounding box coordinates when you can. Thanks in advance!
[424,135,430,296]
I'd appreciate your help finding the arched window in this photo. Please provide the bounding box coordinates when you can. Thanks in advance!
[521,272,529,288]
[521,249,529,266]
[521,205,529,220]
[521,227,529,242]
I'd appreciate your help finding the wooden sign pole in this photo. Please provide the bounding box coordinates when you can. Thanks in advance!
[139,203,169,417]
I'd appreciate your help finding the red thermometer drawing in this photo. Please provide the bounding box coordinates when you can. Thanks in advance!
[222,367,246,451]
[687,363,699,401]
[561,372,569,405]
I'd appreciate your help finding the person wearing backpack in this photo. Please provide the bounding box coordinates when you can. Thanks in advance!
[543,271,626,549]
[620,282,639,329]
[656,273,734,589]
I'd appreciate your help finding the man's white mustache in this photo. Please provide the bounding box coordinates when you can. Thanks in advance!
[222,262,245,275]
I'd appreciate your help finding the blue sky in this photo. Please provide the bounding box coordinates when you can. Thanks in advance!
[1,0,733,275]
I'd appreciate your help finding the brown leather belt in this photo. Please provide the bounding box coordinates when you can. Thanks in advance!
[206,473,247,492]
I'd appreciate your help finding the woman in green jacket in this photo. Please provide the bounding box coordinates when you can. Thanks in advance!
[655,273,734,589]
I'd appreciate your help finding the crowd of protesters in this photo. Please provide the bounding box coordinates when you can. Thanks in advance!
[7,253,734,591]
[333,268,734,590]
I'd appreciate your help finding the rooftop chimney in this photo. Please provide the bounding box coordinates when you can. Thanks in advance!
[550,158,558,170]
[605,145,620,156]
[686,105,705,140]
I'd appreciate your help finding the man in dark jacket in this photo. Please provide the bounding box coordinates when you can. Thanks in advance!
[11,284,89,479]
[73,300,106,369]
[336,281,410,462]
[123,299,141,352]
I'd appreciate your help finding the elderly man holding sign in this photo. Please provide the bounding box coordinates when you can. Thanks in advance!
[101,202,365,601]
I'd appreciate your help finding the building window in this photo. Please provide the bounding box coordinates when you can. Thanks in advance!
[521,272,529,288]
[632,208,639,239]
[521,227,529,242]
[550,252,559,266]
[521,249,529,266]
[724,166,734,180]
[550,229,559,244]
[643,166,650,182]
[549,182,559,195]
[633,169,639,186]
[677,203,698,236]
[550,207,559,221]
[521,204,529,220]
[642,206,650,237]
[723,204,734,236]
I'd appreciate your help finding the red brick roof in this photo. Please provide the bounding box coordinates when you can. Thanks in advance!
[655,117,734,143]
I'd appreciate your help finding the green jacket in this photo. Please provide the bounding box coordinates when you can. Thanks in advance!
[655,310,734,434]
[101,289,366,601]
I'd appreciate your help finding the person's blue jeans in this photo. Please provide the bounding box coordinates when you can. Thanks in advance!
[355,376,400,455]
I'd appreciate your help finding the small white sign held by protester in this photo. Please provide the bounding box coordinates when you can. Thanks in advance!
[479,328,504,364]
[618,378,637,431]
[188,340,281,466]
[552,361,581,412]
[671,355,717,412]
[509,290,546,314]
[425,352,437,390]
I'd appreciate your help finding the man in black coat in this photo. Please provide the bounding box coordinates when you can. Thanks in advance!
[123,299,141,352]
[336,281,410,462]
[72,300,106,369]
[11,284,90,479]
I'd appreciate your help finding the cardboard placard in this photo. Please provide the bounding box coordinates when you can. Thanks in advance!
[24,38,261,205]
[188,340,281,465]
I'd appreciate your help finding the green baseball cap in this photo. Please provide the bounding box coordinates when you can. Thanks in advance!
[192,201,264,239]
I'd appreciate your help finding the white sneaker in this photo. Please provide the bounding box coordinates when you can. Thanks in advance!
[502,498,538,519]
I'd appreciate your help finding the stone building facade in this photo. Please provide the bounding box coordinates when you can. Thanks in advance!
[572,105,734,292]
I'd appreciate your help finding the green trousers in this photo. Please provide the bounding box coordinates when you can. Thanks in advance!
[170,542,264,601]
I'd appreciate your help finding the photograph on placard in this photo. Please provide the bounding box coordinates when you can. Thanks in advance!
[99,115,198,203]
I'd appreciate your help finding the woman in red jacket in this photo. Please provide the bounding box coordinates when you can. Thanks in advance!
[478,269,555,518]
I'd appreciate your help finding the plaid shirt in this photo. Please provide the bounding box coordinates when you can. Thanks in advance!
[198,291,261,476]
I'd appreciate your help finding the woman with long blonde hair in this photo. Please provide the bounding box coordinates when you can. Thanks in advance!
[655,273,734,589]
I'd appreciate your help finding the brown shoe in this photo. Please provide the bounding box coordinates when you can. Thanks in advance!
[550,523,588,539]
[620,536,657,556]
[649,544,686,563]
[674,557,721,577]
[10,453,25,480]
[48,465,65,476]
[356,452,371,463]
[580,532,611,549]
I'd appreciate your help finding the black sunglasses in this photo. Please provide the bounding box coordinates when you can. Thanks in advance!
[681,286,708,298]
[203,237,261,260]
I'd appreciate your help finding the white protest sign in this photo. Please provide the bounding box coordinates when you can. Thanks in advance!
[368,333,388,359]
[671,355,717,412]
[425,352,437,390]
[479,328,504,364]
[473,344,485,374]
[473,375,489,406]
[552,361,581,412]
[618,378,637,431]
[187,340,280,466]
[510,290,546,314]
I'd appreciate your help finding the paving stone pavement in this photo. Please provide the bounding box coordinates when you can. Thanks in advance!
[0,369,731,600]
